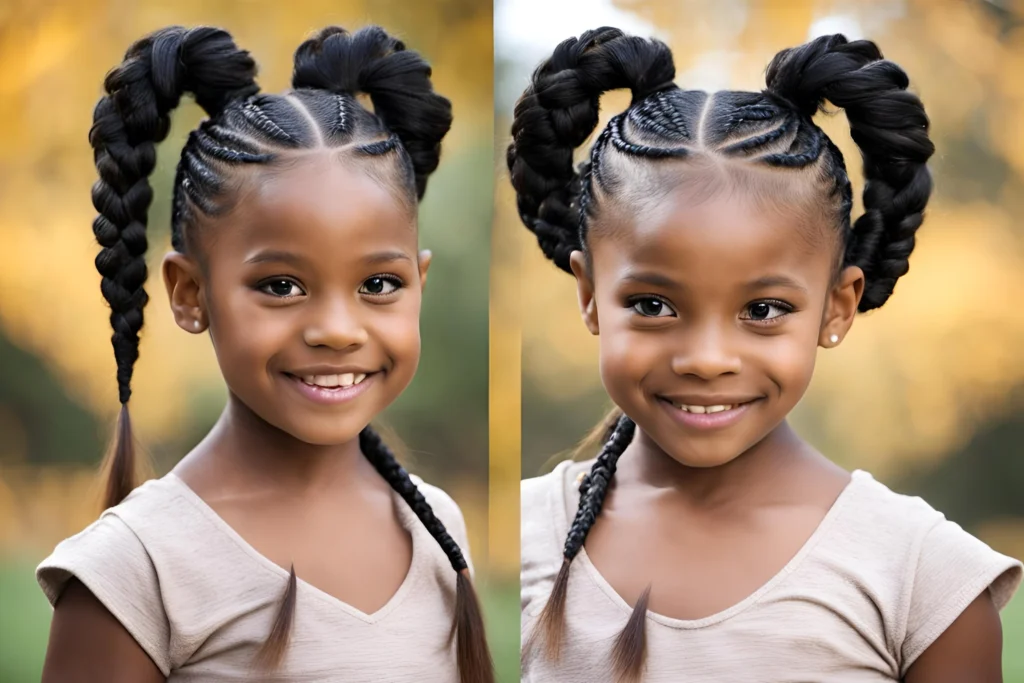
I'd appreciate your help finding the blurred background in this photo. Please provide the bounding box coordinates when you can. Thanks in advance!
[0,0,520,681]
[494,0,1024,676]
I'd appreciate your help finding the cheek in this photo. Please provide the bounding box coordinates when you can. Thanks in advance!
[206,282,292,379]
[754,326,819,399]
[372,296,423,366]
[594,297,660,395]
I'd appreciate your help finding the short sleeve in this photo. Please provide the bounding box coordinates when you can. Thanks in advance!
[900,517,1023,674]
[36,513,172,676]
[520,462,575,618]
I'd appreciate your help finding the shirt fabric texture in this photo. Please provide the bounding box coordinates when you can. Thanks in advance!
[38,472,471,682]
[521,459,1023,682]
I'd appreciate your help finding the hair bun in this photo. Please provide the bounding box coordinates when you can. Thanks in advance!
[107,26,259,120]
[764,33,886,119]
[292,26,452,199]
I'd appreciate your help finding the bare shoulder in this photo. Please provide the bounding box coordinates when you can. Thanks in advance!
[42,578,165,683]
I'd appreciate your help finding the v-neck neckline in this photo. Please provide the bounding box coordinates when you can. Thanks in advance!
[557,461,865,629]
[165,472,425,624]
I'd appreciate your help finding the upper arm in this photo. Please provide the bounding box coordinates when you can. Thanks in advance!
[903,589,1003,683]
[42,578,166,683]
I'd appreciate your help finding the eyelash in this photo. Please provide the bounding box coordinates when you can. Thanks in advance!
[255,274,405,300]
[740,299,794,324]
[625,296,795,323]
[258,277,305,298]
[359,274,404,297]
[626,295,676,318]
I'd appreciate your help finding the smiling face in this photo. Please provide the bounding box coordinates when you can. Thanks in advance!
[166,151,427,446]
[573,178,862,468]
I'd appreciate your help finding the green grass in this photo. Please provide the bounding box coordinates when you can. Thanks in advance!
[0,560,1019,682]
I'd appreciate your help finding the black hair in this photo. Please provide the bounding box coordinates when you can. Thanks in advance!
[508,28,933,682]
[91,25,492,683]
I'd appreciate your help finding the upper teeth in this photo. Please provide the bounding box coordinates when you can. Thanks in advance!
[301,373,367,388]
[673,403,734,414]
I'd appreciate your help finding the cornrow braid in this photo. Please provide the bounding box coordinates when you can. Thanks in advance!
[93,23,489,680]
[506,27,677,273]
[509,28,933,681]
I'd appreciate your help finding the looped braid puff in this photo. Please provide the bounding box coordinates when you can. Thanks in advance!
[91,24,490,682]
[509,28,933,682]
[91,26,258,511]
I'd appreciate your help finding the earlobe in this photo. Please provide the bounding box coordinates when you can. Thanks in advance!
[162,253,206,334]
[569,250,599,335]
[820,265,864,348]
[418,249,433,292]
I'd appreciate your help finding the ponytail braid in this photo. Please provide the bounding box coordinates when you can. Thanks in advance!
[525,415,639,678]
[90,27,258,510]
[360,427,494,683]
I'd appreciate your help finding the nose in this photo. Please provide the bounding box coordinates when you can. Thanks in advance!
[302,295,369,350]
[670,320,742,380]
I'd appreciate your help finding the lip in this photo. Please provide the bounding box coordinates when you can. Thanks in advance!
[283,371,377,405]
[657,396,760,430]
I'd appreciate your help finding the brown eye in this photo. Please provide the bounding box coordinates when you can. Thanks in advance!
[742,300,792,323]
[259,279,305,298]
[359,275,401,296]
[630,296,675,318]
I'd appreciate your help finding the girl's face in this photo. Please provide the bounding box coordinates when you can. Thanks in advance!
[571,187,863,468]
[164,153,428,446]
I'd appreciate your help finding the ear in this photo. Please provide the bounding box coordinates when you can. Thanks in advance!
[417,249,433,292]
[569,250,599,335]
[162,252,207,334]
[820,265,864,348]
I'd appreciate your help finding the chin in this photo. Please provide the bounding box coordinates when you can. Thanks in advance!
[287,420,369,446]
[644,428,750,469]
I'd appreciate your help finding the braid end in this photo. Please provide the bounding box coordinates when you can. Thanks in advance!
[611,584,650,683]
[525,557,572,663]
[452,570,495,683]
[255,564,297,670]
[100,404,140,509]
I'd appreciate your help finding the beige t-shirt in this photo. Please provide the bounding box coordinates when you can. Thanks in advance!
[521,459,1023,682]
[38,472,472,682]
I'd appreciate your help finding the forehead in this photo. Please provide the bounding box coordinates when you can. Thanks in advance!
[208,153,416,258]
[591,188,834,288]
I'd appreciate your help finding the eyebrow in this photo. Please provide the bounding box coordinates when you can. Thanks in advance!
[363,250,413,265]
[745,275,808,292]
[621,271,683,289]
[244,249,413,267]
[244,250,309,267]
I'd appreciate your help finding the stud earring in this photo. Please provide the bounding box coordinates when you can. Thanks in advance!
[193,320,201,330]
[829,334,839,344]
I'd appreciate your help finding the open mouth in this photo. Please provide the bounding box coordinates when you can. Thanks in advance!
[295,372,371,389]
[657,397,761,429]
[283,371,378,405]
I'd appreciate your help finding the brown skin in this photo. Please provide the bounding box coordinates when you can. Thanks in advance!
[42,153,431,682]
[570,187,1003,681]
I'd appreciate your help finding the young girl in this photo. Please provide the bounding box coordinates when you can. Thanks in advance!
[36,25,493,683]
[510,28,1022,683]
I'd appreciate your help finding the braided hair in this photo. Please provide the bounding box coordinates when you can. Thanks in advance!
[508,28,933,682]
[91,25,492,682]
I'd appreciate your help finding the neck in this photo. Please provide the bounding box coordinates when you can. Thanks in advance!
[618,420,816,509]
[182,392,376,496]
